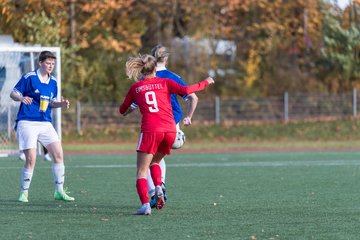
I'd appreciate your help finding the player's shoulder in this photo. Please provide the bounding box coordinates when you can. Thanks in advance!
[167,70,182,79]
[23,71,36,79]
[50,74,57,82]
[158,69,182,80]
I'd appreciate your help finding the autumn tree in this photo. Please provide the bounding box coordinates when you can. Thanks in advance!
[317,1,360,92]
[136,0,326,96]
[0,0,147,102]
[218,0,325,96]
[62,0,146,102]
[1,0,358,101]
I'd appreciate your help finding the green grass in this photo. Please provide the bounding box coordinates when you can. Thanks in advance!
[1,151,360,239]
[60,118,360,152]
[61,119,360,152]
[62,140,360,152]
[62,118,360,144]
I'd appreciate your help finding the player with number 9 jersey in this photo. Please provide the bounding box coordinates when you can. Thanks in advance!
[119,54,214,215]
[120,77,209,134]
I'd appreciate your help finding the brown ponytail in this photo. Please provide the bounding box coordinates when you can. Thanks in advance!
[151,44,170,63]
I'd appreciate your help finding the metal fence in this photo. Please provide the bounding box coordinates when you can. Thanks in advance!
[1,90,358,155]
[1,90,359,138]
[59,90,360,133]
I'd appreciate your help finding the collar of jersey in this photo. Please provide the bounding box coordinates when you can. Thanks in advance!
[156,65,167,71]
[36,69,50,84]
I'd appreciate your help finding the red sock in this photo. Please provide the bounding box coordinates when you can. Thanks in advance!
[150,164,162,187]
[136,178,148,204]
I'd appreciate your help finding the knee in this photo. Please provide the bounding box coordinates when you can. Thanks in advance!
[51,151,63,163]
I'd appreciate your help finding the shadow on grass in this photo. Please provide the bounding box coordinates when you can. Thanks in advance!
[0,199,136,216]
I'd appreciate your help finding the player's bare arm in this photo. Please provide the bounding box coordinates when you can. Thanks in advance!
[50,96,70,109]
[10,90,33,104]
[183,93,198,126]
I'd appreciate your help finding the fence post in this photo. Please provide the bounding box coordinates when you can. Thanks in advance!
[7,105,11,139]
[353,88,357,117]
[76,101,81,134]
[284,92,289,122]
[215,96,220,124]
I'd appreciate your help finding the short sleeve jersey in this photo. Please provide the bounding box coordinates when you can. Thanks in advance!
[13,70,58,122]
[156,69,187,124]
[119,77,208,133]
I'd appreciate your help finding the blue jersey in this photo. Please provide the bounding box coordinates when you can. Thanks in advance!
[13,70,58,123]
[156,69,188,124]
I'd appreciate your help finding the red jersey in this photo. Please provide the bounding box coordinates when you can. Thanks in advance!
[119,77,209,133]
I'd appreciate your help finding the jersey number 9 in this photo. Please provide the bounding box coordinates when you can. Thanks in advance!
[145,91,159,112]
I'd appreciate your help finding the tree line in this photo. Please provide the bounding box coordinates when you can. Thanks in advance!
[0,0,359,102]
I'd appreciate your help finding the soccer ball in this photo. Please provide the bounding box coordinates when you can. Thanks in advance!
[172,129,186,149]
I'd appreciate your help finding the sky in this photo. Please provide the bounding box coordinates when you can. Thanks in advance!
[335,0,350,9]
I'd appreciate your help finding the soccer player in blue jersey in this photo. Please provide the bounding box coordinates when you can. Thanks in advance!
[148,45,199,207]
[10,51,74,203]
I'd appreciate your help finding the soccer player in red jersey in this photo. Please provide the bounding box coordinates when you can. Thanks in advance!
[119,54,214,215]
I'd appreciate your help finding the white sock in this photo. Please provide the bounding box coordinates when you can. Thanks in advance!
[147,168,155,197]
[159,158,166,184]
[21,167,33,193]
[52,163,65,192]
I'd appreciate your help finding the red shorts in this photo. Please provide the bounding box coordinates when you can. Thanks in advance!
[137,132,176,155]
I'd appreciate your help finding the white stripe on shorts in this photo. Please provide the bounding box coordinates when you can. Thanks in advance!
[136,133,143,151]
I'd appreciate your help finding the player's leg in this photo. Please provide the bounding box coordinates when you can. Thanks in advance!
[151,152,166,209]
[16,121,39,203]
[19,148,37,202]
[19,150,26,161]
[134,152,153,215]
[159,158,166,184]
[151,132,176,209]
[148,157,166,208]
[40,123,74,201]
[147,168,155,197]
[159,158,167,202]
[134,132,167,214]
[42,145,52,161]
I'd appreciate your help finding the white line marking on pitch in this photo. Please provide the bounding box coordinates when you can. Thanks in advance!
[2,159,360,170]
[75,160,360,168]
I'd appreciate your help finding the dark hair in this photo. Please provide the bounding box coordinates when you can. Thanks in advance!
[39,51,56,62]
[151,44,169,63]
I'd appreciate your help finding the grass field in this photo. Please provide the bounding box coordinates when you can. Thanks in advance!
[1,150,360,240]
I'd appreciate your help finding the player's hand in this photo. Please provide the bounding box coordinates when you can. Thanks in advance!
[123,102,138,116]
[183,116,192,126]
[205,77,215,85]
[61,96,70,109]
[123,107,135,116]
[21,96,33,105]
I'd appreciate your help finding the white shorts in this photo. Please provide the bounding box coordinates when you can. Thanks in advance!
[16,120,60,150]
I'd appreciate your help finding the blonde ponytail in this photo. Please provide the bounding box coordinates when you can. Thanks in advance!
[125,54,157,81]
